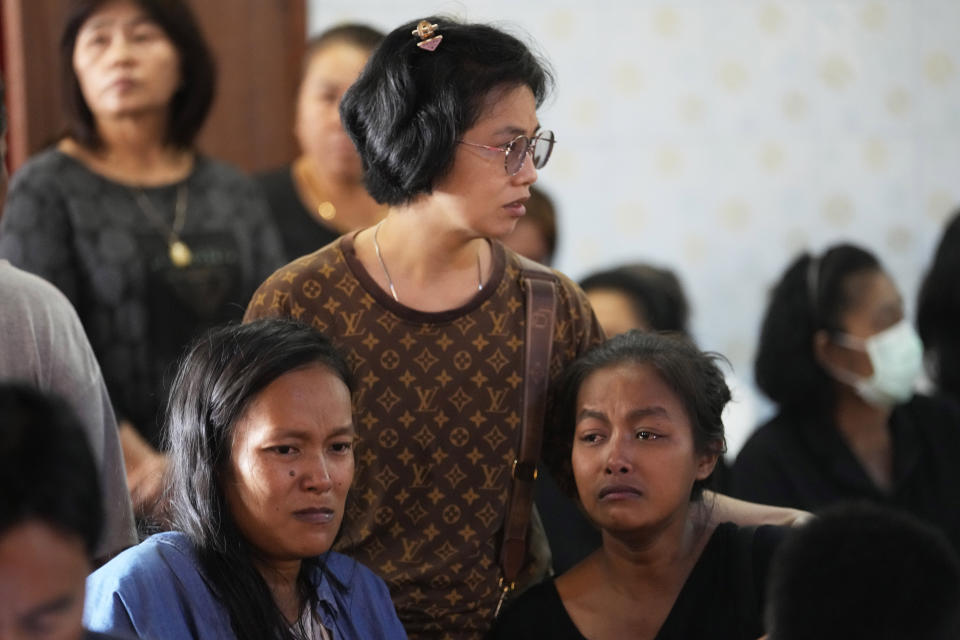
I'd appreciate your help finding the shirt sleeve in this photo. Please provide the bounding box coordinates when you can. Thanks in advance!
[243,259,298,323]
[0,265,136,559]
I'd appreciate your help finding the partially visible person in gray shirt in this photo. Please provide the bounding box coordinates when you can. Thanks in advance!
[0,261,137,560]
[0,77,135,561]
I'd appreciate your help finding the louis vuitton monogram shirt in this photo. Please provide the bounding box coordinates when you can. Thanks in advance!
[244,233,603,639]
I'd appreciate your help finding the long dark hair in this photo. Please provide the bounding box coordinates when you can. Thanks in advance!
[754,243,881,416]
[163,319,353,640]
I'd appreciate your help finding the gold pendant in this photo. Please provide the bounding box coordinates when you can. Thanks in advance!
[169,240,193,268]
[317,201,336,220]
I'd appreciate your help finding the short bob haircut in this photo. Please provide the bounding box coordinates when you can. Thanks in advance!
[754,243,881,416]
[918,209,960,403]
[60,0,216,150]
[580,263,690,336]
[340,16,553,206]
[0,384,102,556]
[163,318,353,640]
[545,330,728,503]
[766,502,960,640]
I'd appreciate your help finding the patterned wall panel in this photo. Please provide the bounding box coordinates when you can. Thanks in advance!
[308,0,960,434]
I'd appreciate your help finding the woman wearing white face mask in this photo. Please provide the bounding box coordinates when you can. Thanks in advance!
[732,243,960,554]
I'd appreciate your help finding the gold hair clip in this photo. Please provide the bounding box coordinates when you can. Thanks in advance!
[412,20,442,51]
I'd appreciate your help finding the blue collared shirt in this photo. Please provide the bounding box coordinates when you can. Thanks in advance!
[84,532,407,640]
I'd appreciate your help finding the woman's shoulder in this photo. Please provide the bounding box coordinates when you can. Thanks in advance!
[902,393,960,425]
[709,521,789,563]
[735,412,809,460]
[896,394,960,453]
[312,552,407,636]
[87,532,199,592]
[703,522,789,609]
[8,149,84,191]
[489,578,581,639]
[85,532,230,636]
[317,550,393,600]
[661,523,786,639]
[245,237,345,316]
[501,246,581,295]
[500,245,604,351]
[504,577,564,613]
[731,414,812,499]
[13,147,72,173]
[0,260,67,306]
[322,550,377,579]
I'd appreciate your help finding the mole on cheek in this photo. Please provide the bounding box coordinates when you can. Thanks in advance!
[289,470,295,477]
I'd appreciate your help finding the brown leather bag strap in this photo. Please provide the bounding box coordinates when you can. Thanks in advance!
[496,255,557,612]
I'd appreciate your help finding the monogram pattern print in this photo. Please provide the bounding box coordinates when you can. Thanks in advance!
[245,235,602,639]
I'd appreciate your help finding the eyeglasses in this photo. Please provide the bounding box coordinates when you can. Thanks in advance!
[458,130,556,176]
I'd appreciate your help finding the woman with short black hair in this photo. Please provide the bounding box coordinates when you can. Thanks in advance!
[0,0,284,517]
[732,243,960,554]
[246,18,600,638]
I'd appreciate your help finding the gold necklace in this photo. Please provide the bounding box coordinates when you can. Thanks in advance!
[372,220,483,302]
[295,157,337,221]
[132,185,192,268]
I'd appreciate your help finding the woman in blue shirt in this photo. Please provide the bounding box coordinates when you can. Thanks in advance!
[84,318,407,640]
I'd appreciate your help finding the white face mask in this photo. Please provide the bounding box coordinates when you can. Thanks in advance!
[829,319,924,408]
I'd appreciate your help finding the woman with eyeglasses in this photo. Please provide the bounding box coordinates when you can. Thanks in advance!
[246,17,809,639]
[732,243,960,554]
[246,19,590,639]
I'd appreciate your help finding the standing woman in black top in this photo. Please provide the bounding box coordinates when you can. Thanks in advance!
[256,24,387,261]
[0,0,283,517]
[732,243,960,553]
